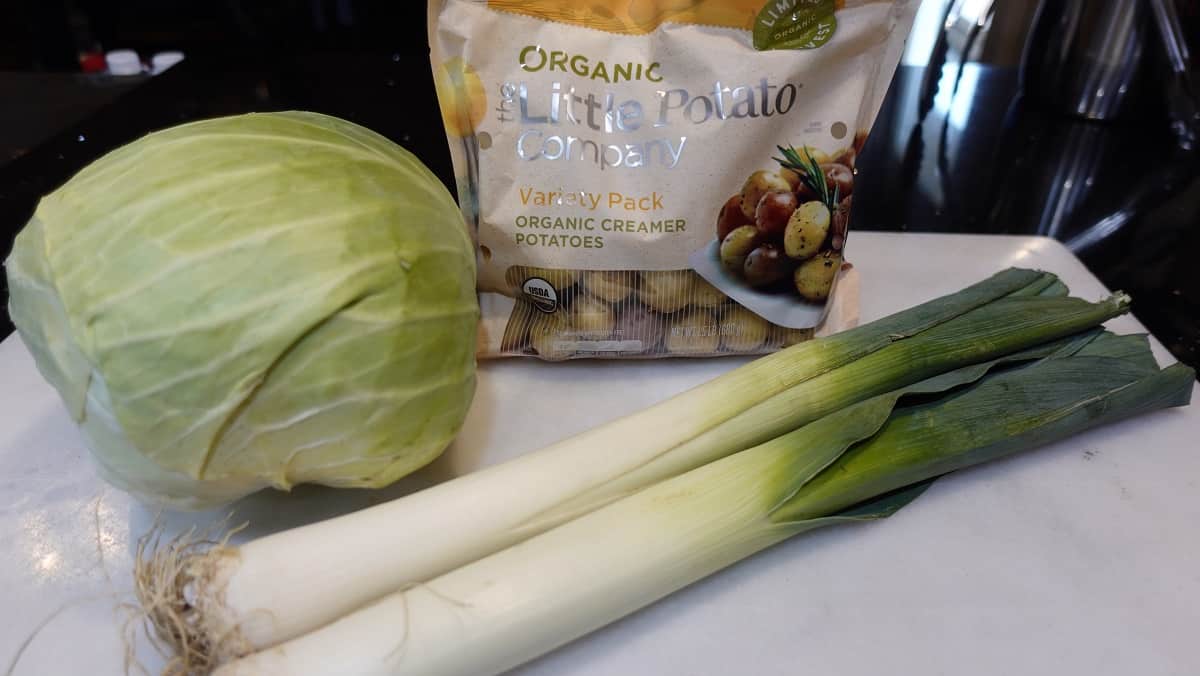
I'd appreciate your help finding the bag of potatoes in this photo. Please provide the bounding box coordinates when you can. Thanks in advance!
[428,0,917,359]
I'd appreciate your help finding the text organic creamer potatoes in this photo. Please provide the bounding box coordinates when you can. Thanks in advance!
[429,0,917,359]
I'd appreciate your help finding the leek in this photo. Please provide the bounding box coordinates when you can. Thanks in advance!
[213,335,1194,676]
[138,269,1129,665]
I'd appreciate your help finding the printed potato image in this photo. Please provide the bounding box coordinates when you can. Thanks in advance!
[665,309,719,355]
[820,163,854,198]
[854,129,870,154]
[582,270,634,303]
[638,270,694,313]
[720,225,762,273]
[784,201,831,259]
[797,163,853,201]
[794,251,843,301]
[433,57,487,138]
[719,305,769,352]
[742,244,790,288]
[709,144,854,305]
[831,195,851,251]
[739,170,791,220]
[755,191,798,240]
[716,194,752,241]
[779,166,802,191]
[572,294,615,339]
[832,145,857,168]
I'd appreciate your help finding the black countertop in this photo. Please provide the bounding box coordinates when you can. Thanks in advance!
[2,51,1197,372]
[857,64,1200,371]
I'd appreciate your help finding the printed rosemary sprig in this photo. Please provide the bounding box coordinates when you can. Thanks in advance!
[774,144,837,211]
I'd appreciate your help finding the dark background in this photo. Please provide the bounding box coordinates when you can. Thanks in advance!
[1,0,1198,372]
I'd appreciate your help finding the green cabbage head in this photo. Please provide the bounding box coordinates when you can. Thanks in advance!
[4,111,478,509]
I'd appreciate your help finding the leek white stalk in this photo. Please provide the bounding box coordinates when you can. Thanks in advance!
[138,269,1125,664]
[214,338,1194,676]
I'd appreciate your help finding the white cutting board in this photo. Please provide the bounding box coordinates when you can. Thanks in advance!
[1,233,1197,676]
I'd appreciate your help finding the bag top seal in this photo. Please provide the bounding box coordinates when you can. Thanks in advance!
[486,0,850,37]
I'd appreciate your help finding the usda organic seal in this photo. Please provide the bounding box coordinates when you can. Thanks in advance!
[522,277,559,313]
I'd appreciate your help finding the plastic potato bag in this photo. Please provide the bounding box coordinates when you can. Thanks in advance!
[428,0,917,359]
